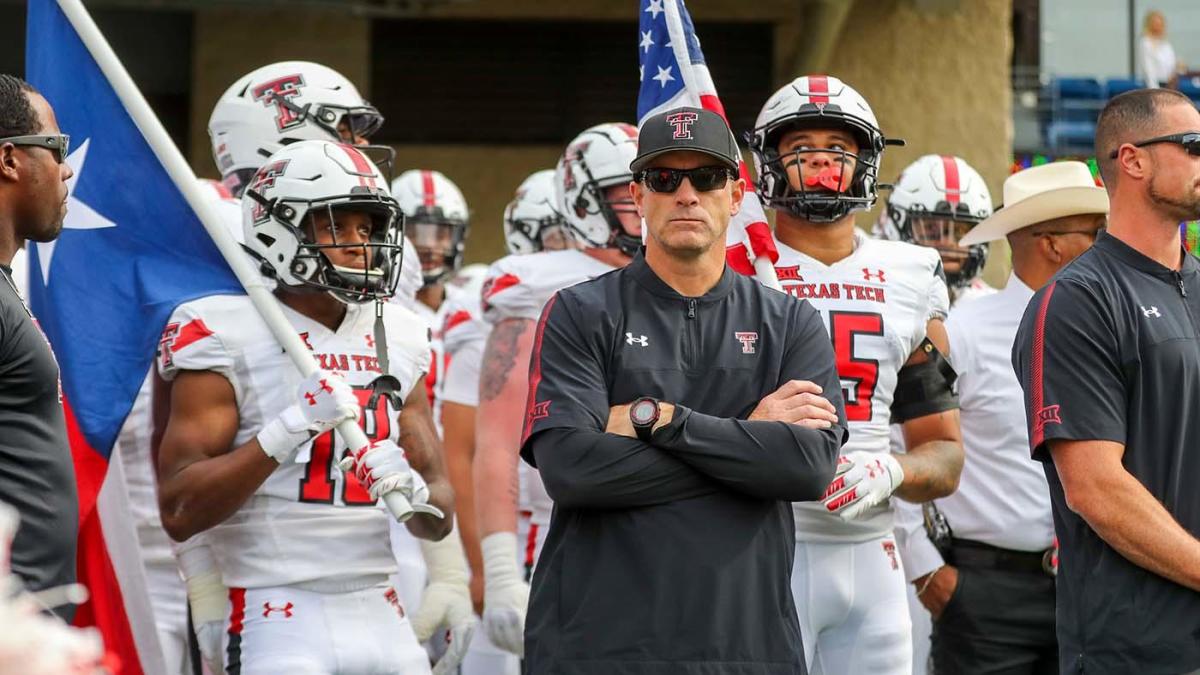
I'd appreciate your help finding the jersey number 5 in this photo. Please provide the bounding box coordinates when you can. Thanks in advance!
[298,386,392,505]
[829,311,883,422]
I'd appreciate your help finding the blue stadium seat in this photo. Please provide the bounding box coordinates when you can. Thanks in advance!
[1050,77,1104,124]
[1105,78,1143,98]
[1046,121,1096,151]
[1055,77,1104,100]
[1175,76,1200,102]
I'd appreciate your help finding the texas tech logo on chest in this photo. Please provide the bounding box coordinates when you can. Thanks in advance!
[734,331,758,354]
[251,74,306,131]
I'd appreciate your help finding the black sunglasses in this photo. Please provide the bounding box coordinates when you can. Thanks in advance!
[637,166,734,193]
[0,134,70,163]
[1109,132,1200,159]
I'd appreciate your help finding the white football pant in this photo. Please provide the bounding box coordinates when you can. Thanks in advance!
[792,535,912,675]
[222,583,430,675]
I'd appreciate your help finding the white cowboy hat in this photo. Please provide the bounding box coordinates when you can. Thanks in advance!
[959,161,1109,245]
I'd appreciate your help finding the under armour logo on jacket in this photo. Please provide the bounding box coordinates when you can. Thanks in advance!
[626,333,649,347]
[1141,305,1161,318]
[862,268,886,283]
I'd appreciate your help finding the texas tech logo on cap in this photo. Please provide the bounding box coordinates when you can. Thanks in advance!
[666,111,699,140]
[252,74,306,131]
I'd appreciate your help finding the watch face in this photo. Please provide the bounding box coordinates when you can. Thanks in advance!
[631,399,657,425]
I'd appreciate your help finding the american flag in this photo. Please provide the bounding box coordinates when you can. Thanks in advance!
[636,0,779,288]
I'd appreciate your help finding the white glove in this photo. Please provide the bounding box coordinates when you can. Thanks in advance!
[412,528,478,674]
[481,532,529,657]
[338,439,415,502]
[821,451,905,521]
[257,369,358,461]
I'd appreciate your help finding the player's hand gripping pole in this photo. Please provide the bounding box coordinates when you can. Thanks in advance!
[56,0,428,522]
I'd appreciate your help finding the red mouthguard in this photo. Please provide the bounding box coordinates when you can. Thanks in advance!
[804,166,847,192]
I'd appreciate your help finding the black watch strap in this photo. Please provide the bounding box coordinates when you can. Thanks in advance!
[630,397,660,441]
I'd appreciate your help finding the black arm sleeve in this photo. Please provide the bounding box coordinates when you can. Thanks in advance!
[520,292,717,508]
[650,299,846,502]
[532,428,718,509]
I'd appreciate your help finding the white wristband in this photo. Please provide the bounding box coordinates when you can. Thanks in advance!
[420,524,470,586]
[481,531,522,586]
[186,569,228,625]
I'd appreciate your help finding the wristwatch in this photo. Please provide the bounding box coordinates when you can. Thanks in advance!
[629,397,661,441]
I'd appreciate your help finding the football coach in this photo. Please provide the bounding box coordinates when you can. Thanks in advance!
[518,106,847,674]
[1014,87,1200,674]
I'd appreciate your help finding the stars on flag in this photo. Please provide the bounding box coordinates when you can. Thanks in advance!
[640,30,655,53]
[652,65,675,88]
[35,138,117,285]
[644,0,664,19]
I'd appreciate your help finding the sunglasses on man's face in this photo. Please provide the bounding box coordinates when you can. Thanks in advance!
[638,166,734,193]
[0,134,70,164]
[1109,131,1200,159]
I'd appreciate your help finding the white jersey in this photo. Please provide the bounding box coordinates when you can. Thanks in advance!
[157,295,431,589]
[952,276,997,306]
[482,249,616,526]
[439,289,489,409]
[773,230,950,543]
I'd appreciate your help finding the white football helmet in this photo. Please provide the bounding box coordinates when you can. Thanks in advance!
[209,61,384,197]
[555,122,640,255]
[241,140,404,304]
[391,169,470,286]
[196,178,244,244]
[504,170,571,255]
[876,154,994,289]
[749,75,895,223]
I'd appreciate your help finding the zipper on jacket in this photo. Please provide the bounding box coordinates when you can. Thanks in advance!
[683,299,698,369]
[1176,271,1187,297]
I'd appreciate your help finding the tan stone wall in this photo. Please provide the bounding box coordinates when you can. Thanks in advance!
[389,144,565,265]
[188,9,370,173]
[830,0,1014,285]
[188,0,1014,280]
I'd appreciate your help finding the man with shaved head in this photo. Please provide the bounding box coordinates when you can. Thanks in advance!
[1013,88,1200,674]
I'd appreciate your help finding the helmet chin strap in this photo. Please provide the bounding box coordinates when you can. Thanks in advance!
[367,298,405,414]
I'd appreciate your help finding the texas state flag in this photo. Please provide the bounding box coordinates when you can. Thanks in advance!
[26,0,242,670]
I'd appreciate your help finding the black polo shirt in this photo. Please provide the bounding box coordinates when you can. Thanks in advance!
[1013,232,1200,674]
[519,253,846,675]
[0,264,77,602]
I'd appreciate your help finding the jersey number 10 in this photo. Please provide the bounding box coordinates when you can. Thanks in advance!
[297,386,391,506]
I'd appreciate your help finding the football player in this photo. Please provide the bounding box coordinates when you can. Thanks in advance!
[875,154,996,305]
[390,169,471,322]
[873,153,995,674]
[156,140,451,674]
[137,61,447,675]
[473,123,641,657]
[437,169,572,675]
[747,75,964,674]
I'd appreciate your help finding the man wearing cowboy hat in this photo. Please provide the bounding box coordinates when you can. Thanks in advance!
[1014,87,1200,674]
[902,160,1106,674]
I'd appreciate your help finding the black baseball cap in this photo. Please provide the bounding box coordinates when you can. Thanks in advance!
[630,106,740,173]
